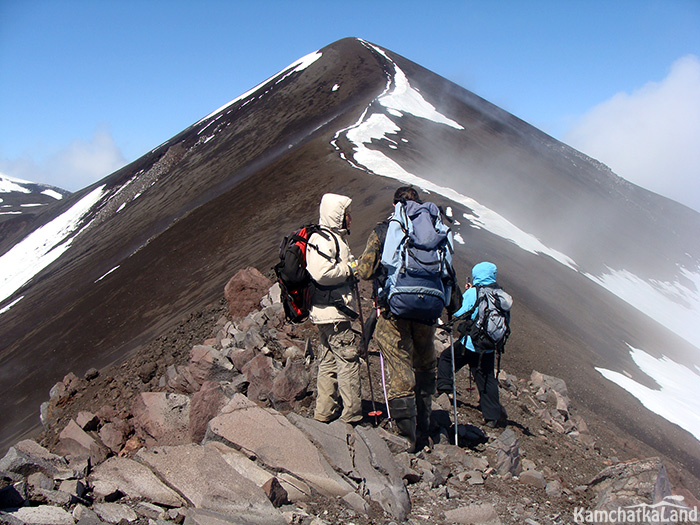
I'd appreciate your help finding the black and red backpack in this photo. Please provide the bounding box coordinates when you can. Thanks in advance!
[274,225,338,323]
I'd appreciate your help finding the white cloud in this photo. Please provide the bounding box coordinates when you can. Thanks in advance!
[565,55,700,213]
[0,124,127,192]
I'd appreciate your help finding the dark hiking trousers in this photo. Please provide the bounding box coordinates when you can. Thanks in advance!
[436,341,503,422]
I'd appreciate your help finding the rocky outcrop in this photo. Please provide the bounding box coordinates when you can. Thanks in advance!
[136,444,286,524]
[223,266,272,319]
[3,268,695,524]
[89,457,186,507]
[204,394,356,499]
[0,269,418,523]
[589,457,672,511]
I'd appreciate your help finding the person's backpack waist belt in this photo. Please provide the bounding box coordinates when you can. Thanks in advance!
[312,282,359,319]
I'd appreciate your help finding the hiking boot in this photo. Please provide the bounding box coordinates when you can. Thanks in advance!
[388,397,417,452]
[415,371,435,440]
[484,417,507,429]
[484,406,508,428]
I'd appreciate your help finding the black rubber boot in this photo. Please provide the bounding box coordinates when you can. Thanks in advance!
[388,397,417,452]
[415,371,436,450]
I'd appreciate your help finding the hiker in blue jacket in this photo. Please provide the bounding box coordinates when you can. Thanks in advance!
[437,261,511,427]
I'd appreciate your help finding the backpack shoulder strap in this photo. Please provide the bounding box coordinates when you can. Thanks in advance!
[320,226,341,264]
[306,225,341,264]
[381,206,410,269]
[452,285,480,334]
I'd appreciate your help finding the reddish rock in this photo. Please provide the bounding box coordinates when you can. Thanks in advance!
[262,477,289,507]
[271,360,310,408]
[168,365,201,395]
[99,419,129,454]
[228,347,257,373]
[89,457,186,508]
[136,444,285,523]
[224,267,272,319]
[188,345,234,386]
[190,382,230,443]
[520,469,547,489]
[58,420,109,465]
[95,405,118,422]
[242,355,277,403]
[205,395,354,499]
[75,411,99,432]
[131,392,191,447]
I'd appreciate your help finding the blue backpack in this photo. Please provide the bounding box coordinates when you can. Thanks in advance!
[380,200,454,322]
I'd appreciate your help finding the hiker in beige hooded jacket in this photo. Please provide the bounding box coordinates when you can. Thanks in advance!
[306,193,362,424]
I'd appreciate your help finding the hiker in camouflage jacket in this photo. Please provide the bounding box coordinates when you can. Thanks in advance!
[357,186,448,451]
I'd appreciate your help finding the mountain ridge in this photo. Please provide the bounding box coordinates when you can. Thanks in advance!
[1,37,698,491]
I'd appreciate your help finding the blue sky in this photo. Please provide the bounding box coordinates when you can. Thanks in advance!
[1,1,699,211]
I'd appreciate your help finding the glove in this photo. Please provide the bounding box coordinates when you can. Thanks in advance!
[348,256,358,276]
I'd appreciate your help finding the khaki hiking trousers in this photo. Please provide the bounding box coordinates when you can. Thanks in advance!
[314,321,362,424]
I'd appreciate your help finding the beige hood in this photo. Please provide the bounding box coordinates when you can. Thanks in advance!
[319,193,352,231]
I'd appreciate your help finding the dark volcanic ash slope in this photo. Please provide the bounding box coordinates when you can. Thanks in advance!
[0,37,387,449]
[1,37,699,491]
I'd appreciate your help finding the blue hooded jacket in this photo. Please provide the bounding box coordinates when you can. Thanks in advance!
[453,261,498,353]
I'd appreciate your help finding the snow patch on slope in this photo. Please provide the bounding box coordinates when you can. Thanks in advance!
[586,267,700,350]
[42,189,64,200]
[0,296,23,315]
[1,173,65,200]
[363,41,463,130]
[334,43,576,270]
[597,344,700,441]
[0,186,106,310]
[95,265,120,283]
[0,174,31,194]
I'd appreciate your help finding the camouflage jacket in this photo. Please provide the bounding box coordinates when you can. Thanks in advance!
[357,228,384,282]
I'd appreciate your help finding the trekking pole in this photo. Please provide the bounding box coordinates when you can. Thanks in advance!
[371,286,392,427]
[379,350,392,428]
[352,277,382,424]
[449,326,459,446]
